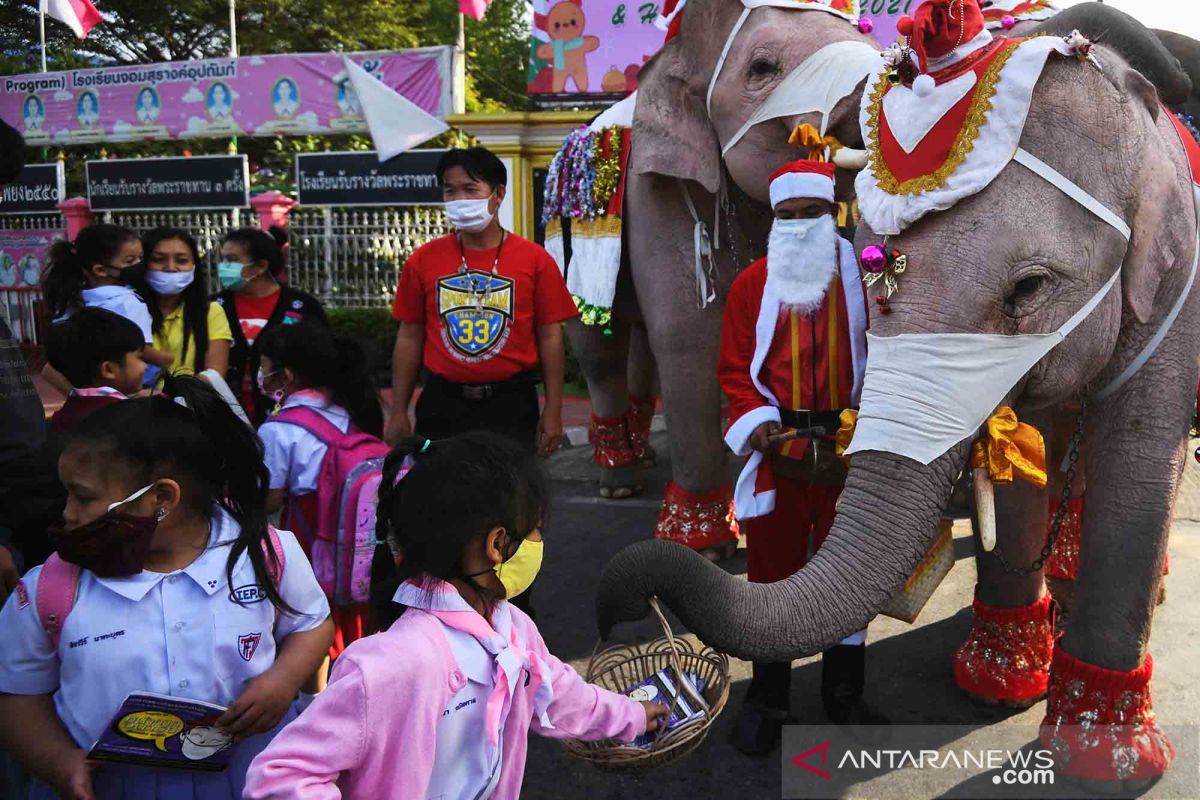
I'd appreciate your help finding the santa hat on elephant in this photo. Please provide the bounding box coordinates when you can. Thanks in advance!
[897,0,988,97]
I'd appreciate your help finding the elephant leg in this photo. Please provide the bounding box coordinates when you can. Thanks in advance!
[626,172,737,556]
[566,315,645,499]
[625,322,659,465]
[954,475,1054,708]
[1039,343,1194,788]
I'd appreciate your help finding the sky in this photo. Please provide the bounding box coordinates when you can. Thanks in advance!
[1056,1,1200,40]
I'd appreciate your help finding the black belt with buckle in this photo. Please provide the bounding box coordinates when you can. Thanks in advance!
[428,371,539,401]
[778,408,844,437]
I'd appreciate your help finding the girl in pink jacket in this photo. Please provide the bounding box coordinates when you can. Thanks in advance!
[244,431,666,799]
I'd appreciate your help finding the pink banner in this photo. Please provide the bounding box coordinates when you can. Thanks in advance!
[0,228,62,290]
[1,48,453,146]
[860,0,922,48]
[528,0,665,100]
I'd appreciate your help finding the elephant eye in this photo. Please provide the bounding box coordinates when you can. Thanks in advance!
[1003,273,1048,317]
[748,57,780,80]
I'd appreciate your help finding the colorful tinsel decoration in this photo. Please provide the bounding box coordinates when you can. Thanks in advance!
[543,124,625,224]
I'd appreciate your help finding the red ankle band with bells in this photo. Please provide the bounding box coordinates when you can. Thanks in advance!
[953,592,1054,704]
[654,480,739,551]
[626,394,656,463]
[1040,647,1174,782]
[588,414,637,469]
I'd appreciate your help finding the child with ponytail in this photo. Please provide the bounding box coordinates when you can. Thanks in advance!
[256,322,383,667]
[0,377,333,800]
[245,432,666,800]
[42,224,174,392]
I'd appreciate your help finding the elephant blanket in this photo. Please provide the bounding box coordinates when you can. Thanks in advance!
[542,96,633,328]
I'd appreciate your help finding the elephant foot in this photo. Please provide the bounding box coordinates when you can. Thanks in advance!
[700,541,737,563]
[598,463,645,499]
[654,480,739,553]
[1040,647,1174,785]
[626,394,658,466]
[589,413,638,469]
[953,592,1054,707]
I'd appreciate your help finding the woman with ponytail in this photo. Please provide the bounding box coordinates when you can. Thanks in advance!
[41,224,174,393]
[246,432,666,800]
[215,227,327,424]
[256,322,383,669]
[0,377,332,800]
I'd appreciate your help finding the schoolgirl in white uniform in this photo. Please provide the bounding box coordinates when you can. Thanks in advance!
[0,377,333,800]
[256,322,384,667]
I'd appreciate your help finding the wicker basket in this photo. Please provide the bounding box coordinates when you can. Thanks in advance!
[880,519,955,624]
[563,597,731,772]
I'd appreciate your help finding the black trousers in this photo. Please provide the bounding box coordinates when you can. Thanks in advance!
[414,373,540,615]
[414,373,540,454]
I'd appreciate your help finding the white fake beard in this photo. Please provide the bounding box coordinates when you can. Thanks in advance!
[765,215,839,312]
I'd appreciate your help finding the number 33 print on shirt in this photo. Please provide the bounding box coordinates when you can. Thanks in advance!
[437,272,515,362]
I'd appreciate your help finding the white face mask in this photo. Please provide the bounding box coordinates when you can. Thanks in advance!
[765,214,839,311]
[445,196,496,234]
[145,269,195,296]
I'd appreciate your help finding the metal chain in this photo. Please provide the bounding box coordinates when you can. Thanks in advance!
[992,397,1088,576]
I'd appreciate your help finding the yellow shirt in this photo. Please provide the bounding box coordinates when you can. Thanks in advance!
[154,301,233,378]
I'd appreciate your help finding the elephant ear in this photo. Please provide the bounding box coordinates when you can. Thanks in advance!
[630,43,723,195]
[1118,65,1186,325]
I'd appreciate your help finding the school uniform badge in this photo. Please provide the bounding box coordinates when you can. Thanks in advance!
[238,632,262,662]
[437,271,515,362]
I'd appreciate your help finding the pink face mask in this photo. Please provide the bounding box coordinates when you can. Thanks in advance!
[256,368,286,404]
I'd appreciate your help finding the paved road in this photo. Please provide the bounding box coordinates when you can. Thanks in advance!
[519,433,1200,799]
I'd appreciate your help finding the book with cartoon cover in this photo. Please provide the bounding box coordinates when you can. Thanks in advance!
[625,669,709,748]
[87,692,234,772]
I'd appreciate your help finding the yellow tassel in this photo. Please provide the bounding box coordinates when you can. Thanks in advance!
[970,407,1047,487]
[788,123,842,163]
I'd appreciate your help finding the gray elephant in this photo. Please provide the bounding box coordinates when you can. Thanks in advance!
[560,0,1191,565]
[596,24,1199,791]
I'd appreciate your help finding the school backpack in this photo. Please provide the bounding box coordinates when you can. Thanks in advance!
[269,406,388,606]
[36,527,286,651]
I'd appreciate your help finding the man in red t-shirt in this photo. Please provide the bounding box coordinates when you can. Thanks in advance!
[387,147,578,457]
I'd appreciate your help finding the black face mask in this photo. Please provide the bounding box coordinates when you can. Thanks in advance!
[117,262,148,286]
[47,484,163,577]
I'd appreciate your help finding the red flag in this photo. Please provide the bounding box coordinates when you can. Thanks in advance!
[43,0,103,39]
[459,0,490,20]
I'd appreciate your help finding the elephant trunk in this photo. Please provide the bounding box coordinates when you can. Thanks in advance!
[597,443,970,662]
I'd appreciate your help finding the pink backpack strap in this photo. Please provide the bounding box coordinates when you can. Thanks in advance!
[36,554,81,651]
[263,525,286,585]
[271,406,345,443]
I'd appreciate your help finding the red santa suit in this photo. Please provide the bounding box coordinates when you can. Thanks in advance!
[718,163,868,584]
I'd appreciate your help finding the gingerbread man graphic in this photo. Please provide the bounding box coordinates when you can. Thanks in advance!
[535,0,600,93]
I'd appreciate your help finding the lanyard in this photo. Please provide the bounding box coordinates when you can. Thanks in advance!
[457,230,507,310]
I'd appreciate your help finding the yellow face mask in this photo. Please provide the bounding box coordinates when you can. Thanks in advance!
[494,538,543,600]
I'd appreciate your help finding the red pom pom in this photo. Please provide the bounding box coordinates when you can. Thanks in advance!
[896,15,914,36]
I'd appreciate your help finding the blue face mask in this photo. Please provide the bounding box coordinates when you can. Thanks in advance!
[216,261,248,291]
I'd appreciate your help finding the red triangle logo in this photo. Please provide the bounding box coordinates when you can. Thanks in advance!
[791,740,833,780]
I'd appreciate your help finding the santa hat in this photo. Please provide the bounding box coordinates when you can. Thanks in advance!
[898,0,987,95]
[655,0,687,43]
[769,160,835,207]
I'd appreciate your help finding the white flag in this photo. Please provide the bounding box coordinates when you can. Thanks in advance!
[341,55,449,163]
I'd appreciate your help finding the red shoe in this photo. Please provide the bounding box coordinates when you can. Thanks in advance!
[1040,646,1174,783]
[588,413,637,469]
[953,592,1054,707]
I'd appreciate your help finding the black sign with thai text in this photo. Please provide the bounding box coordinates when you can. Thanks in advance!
[296,150,444,206]
[0,162,65,214]
[86,155,249,210]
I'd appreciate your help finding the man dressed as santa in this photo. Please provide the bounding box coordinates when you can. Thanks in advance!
[719,158,884,754]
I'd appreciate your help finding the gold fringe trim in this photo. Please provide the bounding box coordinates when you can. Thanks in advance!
[572,216,623,239]
[866,39,1021,197]
[545,217,563,239]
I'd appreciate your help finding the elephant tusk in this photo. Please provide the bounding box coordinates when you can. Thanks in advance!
[833,147,868,169]
[974,467,997,552]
